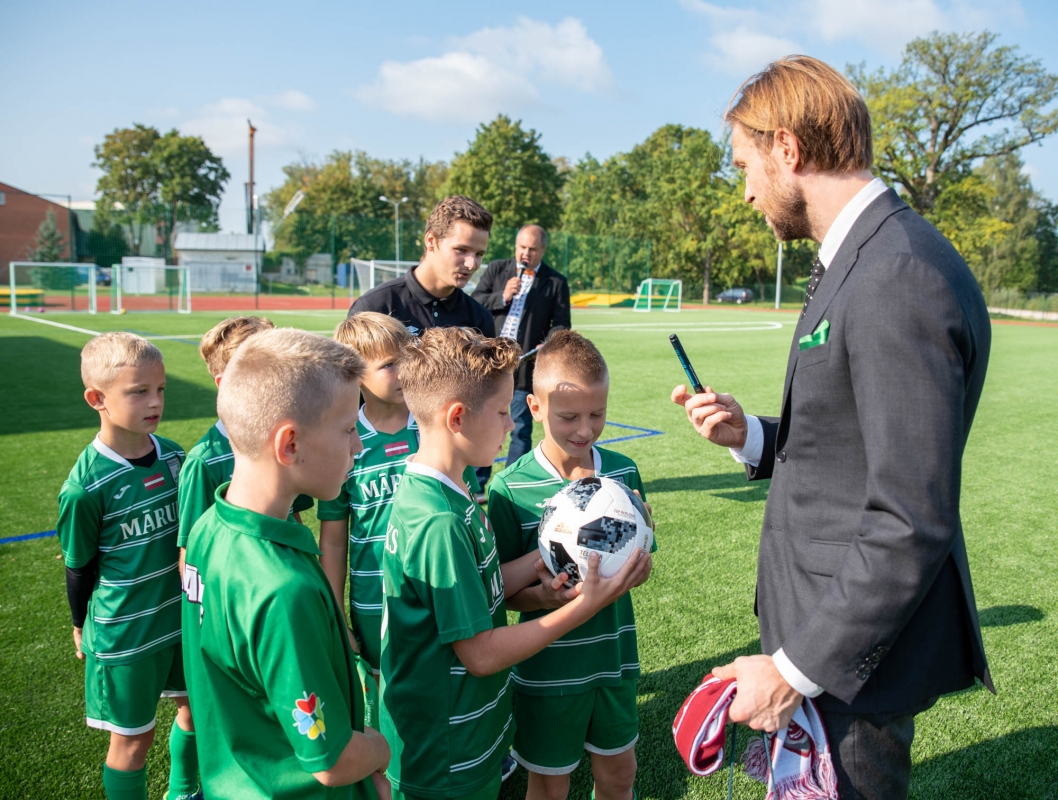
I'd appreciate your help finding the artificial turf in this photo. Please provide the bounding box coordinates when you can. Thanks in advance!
[0,307,1054,799]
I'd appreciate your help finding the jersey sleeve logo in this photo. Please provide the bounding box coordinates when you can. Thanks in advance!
[292,692,326,740]
[165,457,181,485]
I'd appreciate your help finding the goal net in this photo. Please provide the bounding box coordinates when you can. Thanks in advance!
[349,258,419,299]
[111,261,191,314]
[8,262,99,313]
[633,278,682,312]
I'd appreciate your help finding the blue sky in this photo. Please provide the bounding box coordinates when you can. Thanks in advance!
[3,0,1057,234]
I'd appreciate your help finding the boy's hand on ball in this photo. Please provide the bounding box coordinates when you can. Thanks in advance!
[580,549,648,609]
[534,559,578,607]
[73,626,84,660]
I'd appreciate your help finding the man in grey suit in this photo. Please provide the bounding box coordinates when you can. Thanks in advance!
[673,56,993,799]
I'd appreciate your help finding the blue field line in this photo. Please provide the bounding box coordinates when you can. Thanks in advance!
[491,420,663,463]
[0,529,57,545]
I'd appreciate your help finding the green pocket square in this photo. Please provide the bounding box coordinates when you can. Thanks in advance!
[799,319,830,350]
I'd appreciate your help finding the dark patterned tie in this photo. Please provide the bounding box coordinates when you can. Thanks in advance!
[801,258,826,318]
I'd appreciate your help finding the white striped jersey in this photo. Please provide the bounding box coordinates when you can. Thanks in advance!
[58,434,184,664]
[487,445,649,695]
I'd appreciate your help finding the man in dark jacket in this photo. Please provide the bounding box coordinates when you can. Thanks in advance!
[472,225,571,478]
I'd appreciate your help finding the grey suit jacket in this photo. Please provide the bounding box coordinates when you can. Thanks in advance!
[748,189,994,714]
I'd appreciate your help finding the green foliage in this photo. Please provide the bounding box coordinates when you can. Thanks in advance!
[92,124,228,253]
[851,31,1058,216]
[27,210,67,263]
[153,129,230,232]
[443,115,563,231]
[85,201,128,270]
[264,151,446,266]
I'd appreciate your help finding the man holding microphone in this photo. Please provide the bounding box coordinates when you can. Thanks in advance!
[472,224,571,488]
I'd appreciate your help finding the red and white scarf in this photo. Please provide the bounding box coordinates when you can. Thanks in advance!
[672,674,838,799]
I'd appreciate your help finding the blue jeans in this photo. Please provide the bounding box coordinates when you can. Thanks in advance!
[475,389,533,490]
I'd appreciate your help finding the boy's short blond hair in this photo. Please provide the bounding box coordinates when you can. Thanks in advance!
[399,328,521,424]
[217,328,365,459]
[532,330,608,394]
[333,312,411,361]
[199,316,275,378]
[80,332,163,389]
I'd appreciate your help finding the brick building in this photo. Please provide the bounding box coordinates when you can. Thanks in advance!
[0,182,76,283]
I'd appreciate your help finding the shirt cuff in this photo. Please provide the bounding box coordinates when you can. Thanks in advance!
[773,648,824,698]
[729,415,764,467]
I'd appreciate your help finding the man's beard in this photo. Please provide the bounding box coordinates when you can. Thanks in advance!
[762,163,811,242]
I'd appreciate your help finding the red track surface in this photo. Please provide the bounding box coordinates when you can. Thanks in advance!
[21,293,353,313]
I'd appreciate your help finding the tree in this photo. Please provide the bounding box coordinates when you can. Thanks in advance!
[264,150,449,265]
[851,31,1058,216]
[153,130,230,238]
[93,124,161,251]
[443,116,563,232]
[86,200,129,270]
[28,210,67,262]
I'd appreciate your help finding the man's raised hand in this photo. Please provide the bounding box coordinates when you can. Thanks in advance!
[670,384,749,450]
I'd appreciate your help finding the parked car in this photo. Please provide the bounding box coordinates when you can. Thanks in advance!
[715,287,754,304]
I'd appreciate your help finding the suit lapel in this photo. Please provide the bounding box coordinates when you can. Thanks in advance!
[780,189,909,406]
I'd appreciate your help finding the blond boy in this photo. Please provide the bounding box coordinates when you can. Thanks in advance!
[487,330,655,800]
[380,327,651,800]
[58,332,199,800]
[177,316,313,555]
[180,328,390,799]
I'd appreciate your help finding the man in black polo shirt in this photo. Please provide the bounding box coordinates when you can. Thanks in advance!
[348,196,495,337]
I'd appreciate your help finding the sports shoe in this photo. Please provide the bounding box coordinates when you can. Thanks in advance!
[163,789,203,800]
[501,754,518,782]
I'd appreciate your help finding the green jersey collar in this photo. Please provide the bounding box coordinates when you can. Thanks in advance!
[404,459,470,499]
[532,444,601,480]
[213,483,320,556]
[215,419,229,439]
[357,405,417,435]
[92,433,161,467]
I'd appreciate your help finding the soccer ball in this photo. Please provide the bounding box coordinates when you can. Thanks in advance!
[538,476,653,586]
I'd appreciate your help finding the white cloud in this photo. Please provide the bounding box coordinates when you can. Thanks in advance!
[354,17,612,123]
[459,17,613,92]
[355,53,539,124]
[181,97,290,158]
[705,27,803,76]
[265,90,316,112]
[682,0,1023,67]
[808,0,946,52]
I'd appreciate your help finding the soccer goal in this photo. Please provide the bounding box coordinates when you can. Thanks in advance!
[633,278,682,312]
[7,261,99,313]
[349,258,419,299]
[111,261,191,314]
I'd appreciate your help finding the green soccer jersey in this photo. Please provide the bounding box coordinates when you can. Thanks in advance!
[57,434,185,665]
[487,445,652,696]
[380,462,512,799]
[317,409,480,619]
[181,486,373,800]
[178,420,313,549]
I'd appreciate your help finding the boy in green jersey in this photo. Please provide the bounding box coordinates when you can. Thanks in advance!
[181,328,390,800]
[178,316,313,558]
[58,332,200,800]
[320,313,418,679]
[381,327,652,800]
[487,330,655,800]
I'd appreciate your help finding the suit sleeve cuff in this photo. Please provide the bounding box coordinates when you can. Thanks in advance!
[729,415,764,467]
[773,648,824,698]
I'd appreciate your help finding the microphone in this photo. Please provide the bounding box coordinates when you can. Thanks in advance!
[517,261,528,279]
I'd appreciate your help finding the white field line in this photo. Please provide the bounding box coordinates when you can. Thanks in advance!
[576,321,785,332]
[9,313,100,335]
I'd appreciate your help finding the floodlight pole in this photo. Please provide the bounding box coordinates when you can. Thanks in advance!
[775,242,783,310]
[247,120,257,235]
[379,195,408,263]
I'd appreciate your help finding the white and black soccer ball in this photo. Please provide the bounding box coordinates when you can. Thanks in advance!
[537,476,653,586]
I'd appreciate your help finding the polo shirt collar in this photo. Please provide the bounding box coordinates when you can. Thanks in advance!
[405,266,462,310]
[212,483,320,555]
[404,459,470,499]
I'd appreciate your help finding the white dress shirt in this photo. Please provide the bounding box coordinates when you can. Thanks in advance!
[729,177,889,698]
